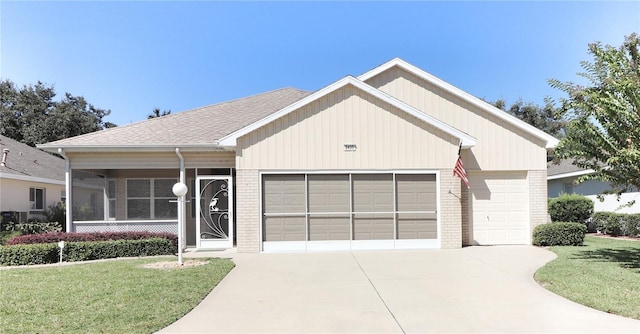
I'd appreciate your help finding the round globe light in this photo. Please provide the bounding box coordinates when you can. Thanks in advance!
[172,182,188,197]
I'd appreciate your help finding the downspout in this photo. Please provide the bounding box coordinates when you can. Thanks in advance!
[58,148,72,233]
[175,148,186,254]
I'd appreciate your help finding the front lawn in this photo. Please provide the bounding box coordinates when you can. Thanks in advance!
[535,236,640,320]
[0,257,234,334]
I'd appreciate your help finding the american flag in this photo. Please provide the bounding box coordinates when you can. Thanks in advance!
[453,143,470,189]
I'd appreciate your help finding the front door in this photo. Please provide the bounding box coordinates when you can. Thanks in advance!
[196,176,233,249]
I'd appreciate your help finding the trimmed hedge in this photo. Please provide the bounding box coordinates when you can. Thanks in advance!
[548,193,594,224]
[532,222,587,246]
[591,212,640,237]
[6,231,178,248]
[0,238,175,266]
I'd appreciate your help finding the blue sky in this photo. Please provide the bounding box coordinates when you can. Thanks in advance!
[1,1,638,126]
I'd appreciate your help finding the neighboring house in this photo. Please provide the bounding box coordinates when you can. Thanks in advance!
[38,58,558,252]
[548,159,640,213]
[0,135,66,225]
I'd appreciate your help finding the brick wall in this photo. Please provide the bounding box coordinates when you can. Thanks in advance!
[440,169,462,249]
[528,170,548,243]
[235,169,260,252]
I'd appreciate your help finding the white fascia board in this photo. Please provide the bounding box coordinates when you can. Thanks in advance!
[547,169,594,180]
[359,58,560,149]
[37,144,231,154]
[0,172,65,185]
[218,76,476,148]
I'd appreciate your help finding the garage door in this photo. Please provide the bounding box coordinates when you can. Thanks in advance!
[469,172,529,245]
[262,173,439,251]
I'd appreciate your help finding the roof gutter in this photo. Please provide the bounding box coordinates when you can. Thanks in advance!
[58,148,72,233]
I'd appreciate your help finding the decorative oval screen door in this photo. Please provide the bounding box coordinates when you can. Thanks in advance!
[196,176,233,249]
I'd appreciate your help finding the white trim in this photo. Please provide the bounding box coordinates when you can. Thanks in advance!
[73,219,178,224]
[547,169,594,180]
[219,76,476,149]
[38,144,231,154]
[0,172,65,185]
[358,58,560,149]
[394,239,440,249]
[195,175,233,250]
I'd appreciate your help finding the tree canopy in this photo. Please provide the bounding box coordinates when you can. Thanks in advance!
[147,107,171,119]
[0,80,116,147]
[492,99,565,137]
[550,33,640,194]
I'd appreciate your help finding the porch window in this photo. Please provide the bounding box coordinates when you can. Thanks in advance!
[29,187,45,211]
[126,178,178,219]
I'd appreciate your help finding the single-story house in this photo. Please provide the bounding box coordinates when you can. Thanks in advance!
[548,159,640,213]
[0,135,66,225]
[39,58,558,252]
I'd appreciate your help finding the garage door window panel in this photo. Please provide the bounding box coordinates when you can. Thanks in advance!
[308,174,350,241]
[352,174,394,240]
[396,174,437,240]
[262,175,306,242]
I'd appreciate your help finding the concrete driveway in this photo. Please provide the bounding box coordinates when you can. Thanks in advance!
[159,246,640,333]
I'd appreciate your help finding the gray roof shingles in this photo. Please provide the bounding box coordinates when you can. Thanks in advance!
[0,135,65,181]
[547,158,587,177]
[41,87,311,148]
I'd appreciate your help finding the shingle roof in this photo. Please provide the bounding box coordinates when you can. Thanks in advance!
[0,135,65,181]
[39,87,311,149]
[547,158,588,177]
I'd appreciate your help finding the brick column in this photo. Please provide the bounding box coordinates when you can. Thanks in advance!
[440,169,462,249]
[528,170,548,244]
[235,169,260,252]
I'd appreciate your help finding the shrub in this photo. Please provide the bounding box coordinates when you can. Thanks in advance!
[532,222,587,246]
[548,193,594,224]
[0,243,59,266]
[4,220,62,235]
[46,202,67,232]
[592,212,640,237]
[6,231,178,249]
[0,231,22,245]
[0,238,175,266]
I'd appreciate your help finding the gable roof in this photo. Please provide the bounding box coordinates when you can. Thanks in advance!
[39,87,311,152]
[218,76,477,148]
[358,58,560,149]
[0,135,65,184]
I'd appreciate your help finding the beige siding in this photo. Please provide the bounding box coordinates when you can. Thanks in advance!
[0,178,64,220]
[236,84,460,170]
[68,152,234,169]
[365,67,548,171]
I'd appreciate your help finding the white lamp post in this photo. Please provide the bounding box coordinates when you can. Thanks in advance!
[172,182,188,265]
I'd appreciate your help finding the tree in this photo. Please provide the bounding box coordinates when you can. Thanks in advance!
[148,107,171,119]
[550,33,640,195]
[0,80,115,146]
[492,99,565,137]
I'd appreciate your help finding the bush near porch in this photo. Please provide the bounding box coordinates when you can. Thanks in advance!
[0,238,175,266]
[5,231,178,247]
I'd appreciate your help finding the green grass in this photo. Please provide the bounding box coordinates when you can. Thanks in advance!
[0,257,235,334]
[535,236,640,320]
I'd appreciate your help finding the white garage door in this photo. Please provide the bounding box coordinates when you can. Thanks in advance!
[469,172,529,245]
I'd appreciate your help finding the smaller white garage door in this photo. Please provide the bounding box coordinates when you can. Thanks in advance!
[469,172,529,245]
